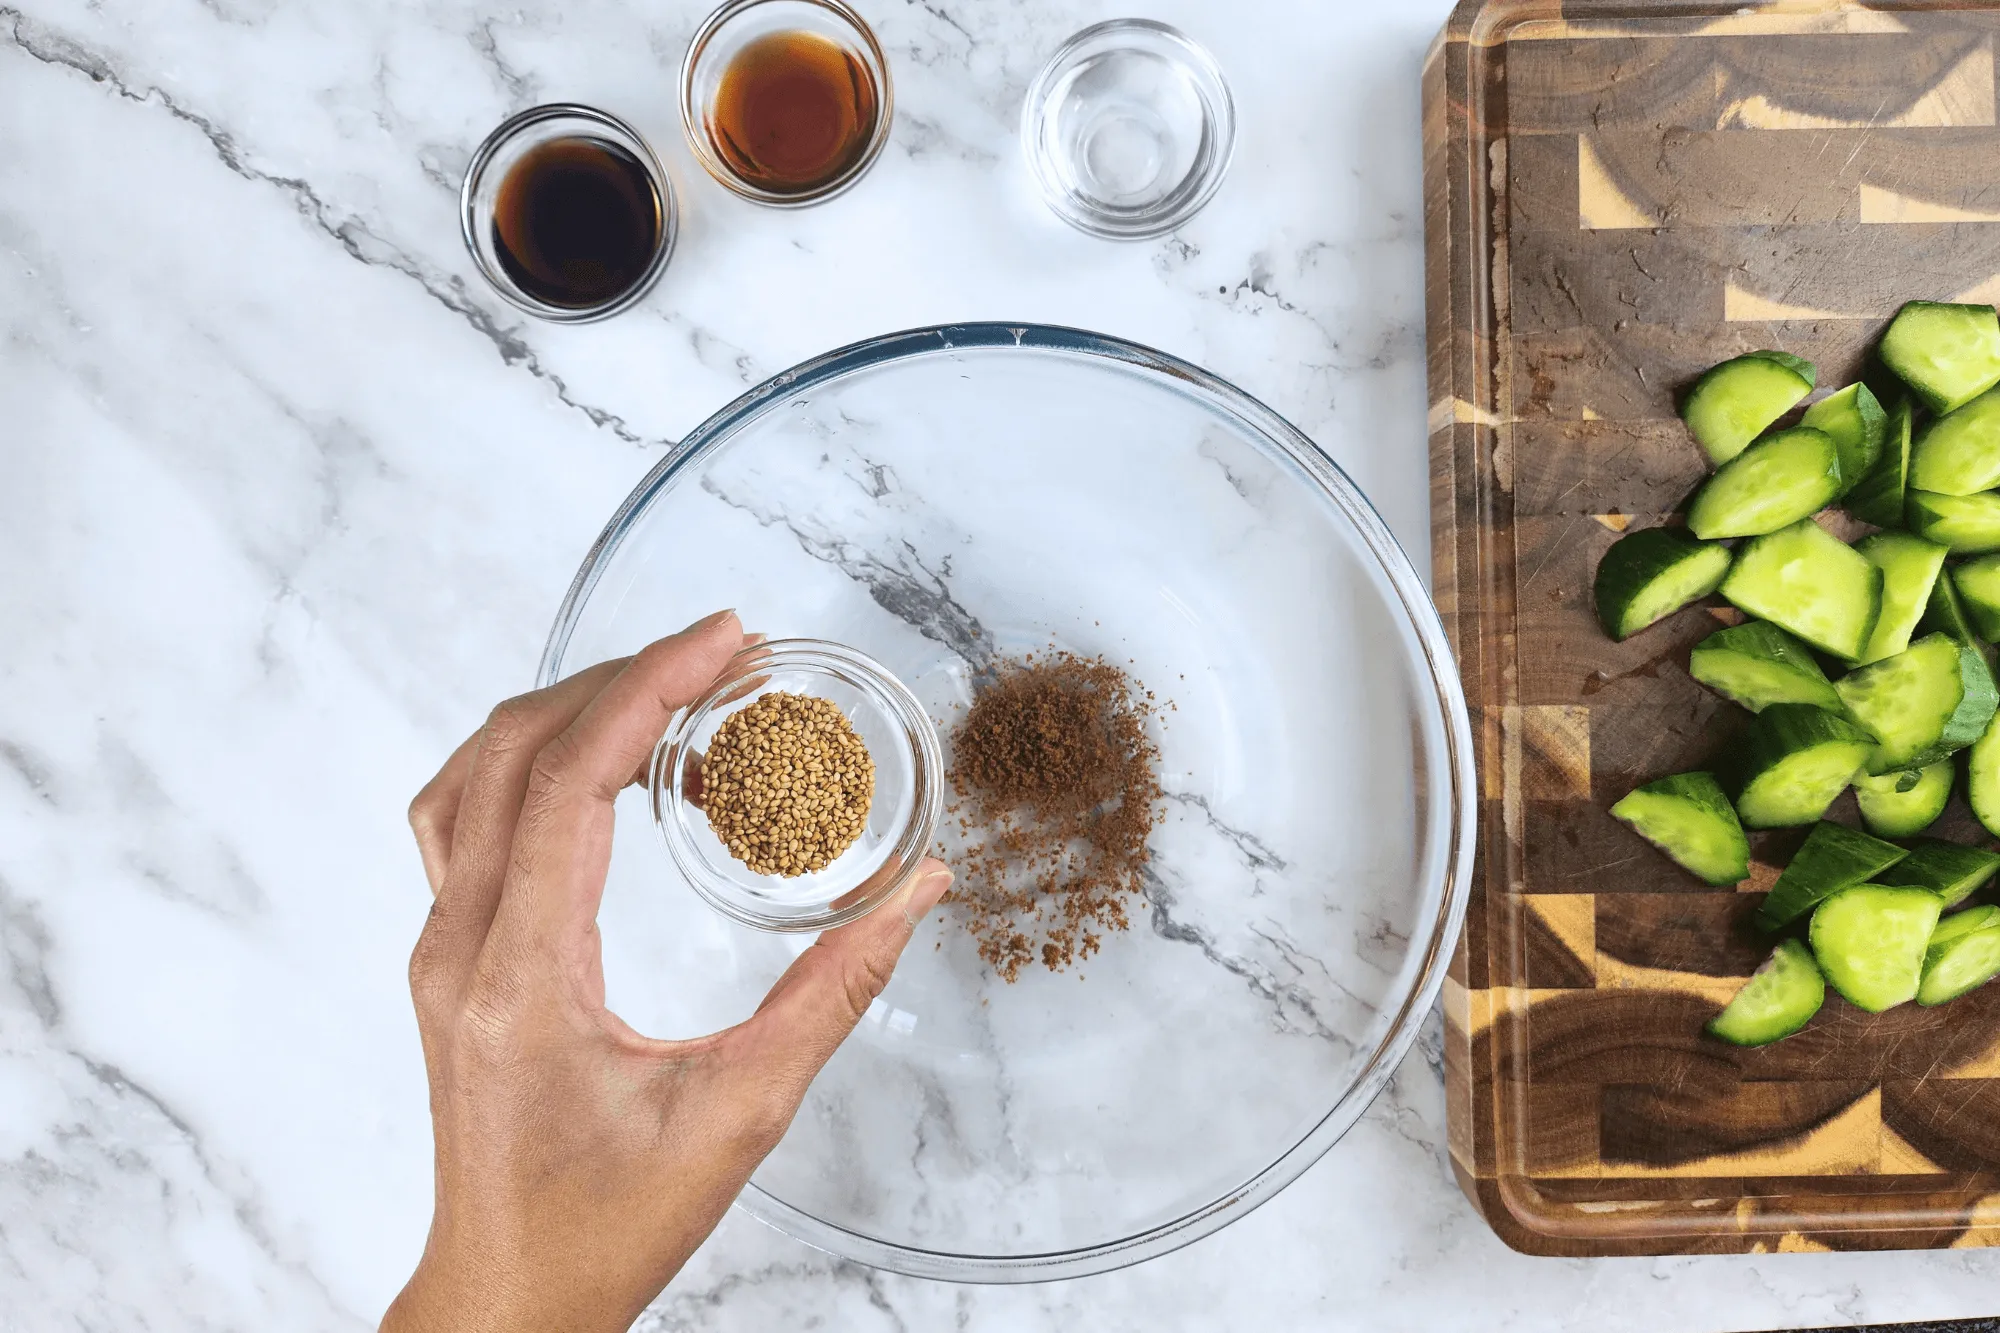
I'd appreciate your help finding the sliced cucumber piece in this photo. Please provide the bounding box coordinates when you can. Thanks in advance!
[1911,386,2000,495]
[1809,884,1942,1012]
[1853,532,1947,665]
[1719,520,1882,661]
[1845,393,1914,528]
[1918,918,2000,1006]
[1594,527,1734,641]
[1880,300,2000,416]
[1906,490,2000,554]
[1727,704,1877,829]
[1687,427,1843,540]
[1835,634,1970,773]
[1853,762,1953,838]
[1687,621,1842,713]
[1682,351,1817,465]
[1934,904,2000,944]
[1952,555,2000,641]
[1609,772,1751,886]
[1923,565,1988,648]
[1706,939,1825,1047]
[1803,383,1887,497]
[1756,819,1909,929]
[1968,706,2000,838]
[1877,839,2000,908]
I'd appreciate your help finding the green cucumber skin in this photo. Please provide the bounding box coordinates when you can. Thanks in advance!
[1804,383,1888,496]
[1846,394,1915,527]
[1809,885,1943,1013]
[1930,904,2000,948]
[1834,634,1994,774]
[1719,520,1883,662]
[1593,527,1734,641]
[1910,386,2000,495]
[1609,772,1751,886]
[1705,939,1825,1047]
[1967,706,2000,838]
[1880,301,2000,416]
[1906,490,2000,555]
[1853,762,1953,839]
[1952,555,2000,641]
[1924,566,1991,648]
[1682,352,1816,465]
[1687,621,1842,713]
[1854,532,1948,665]
[1687,427,1843,540]
[1877,839,2000,908]
[1728,705,1877,829]
[1756,818,1910,930]
[1917,923,2000,1006]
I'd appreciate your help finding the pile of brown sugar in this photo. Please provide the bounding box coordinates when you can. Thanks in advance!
[942,651,1163,981]
[702,691,875,877]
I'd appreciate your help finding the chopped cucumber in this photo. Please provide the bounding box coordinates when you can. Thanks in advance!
[1688,621,1842,713]
[1682,351,1816,465]
[1834,634,1976,773]
[1910,386,2000,494]
[1853,762,1953,838]
[1918,917,2000,1005]
[1803,383,1888,496]
[1934,904,2000,943]
[1853,532,1947,665]
[1719,519,1882,661]
[1609,772,1751,886]
[1906,490,2000,554]
[1809,885,1942,1012]
[1877,839,2000,908]
[1706,939,1825,1047]
[1687,427,1843,540]
[1880,300,2000,416]
[1845,393,1915,527]
[1757,819,1909,929]
[1727,704,1877,829]
[1926,559,1990,647]
[1593,527,1734,641]
[1968,706,2000,838]
[1952,555,2000,641]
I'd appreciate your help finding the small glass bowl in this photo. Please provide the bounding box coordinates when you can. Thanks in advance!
[649,639,942,931]
[1022,20,1237,240]
[459,103,677,323]
[679,0,894,207]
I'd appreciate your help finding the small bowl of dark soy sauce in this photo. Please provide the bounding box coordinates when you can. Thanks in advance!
[460,104,677,322]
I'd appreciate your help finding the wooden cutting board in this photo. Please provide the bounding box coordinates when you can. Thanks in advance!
[1425,0,2000,1255]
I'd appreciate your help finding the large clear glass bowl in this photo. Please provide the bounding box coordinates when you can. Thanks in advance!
[539,324,1474,1282]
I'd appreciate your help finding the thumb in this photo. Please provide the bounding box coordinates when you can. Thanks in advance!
[731,858,954,1100]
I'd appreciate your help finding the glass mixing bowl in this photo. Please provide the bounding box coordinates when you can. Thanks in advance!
[539,324,1474,1281]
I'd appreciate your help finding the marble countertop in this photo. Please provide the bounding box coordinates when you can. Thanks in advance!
[5,0,2000,1326]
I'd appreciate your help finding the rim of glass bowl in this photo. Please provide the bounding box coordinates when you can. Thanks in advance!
[1020,19,1238,241]
[458,103,679,323]
[648,638,944,933]
[678,0,895,207]
[536,322,1476,1283]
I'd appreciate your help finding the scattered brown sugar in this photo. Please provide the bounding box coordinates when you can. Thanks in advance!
[702,691,874,877]
[941,651,1164,981]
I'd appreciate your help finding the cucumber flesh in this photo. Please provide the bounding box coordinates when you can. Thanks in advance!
[1688,621,1842,713]
[1846,394,1914,527]
[1728,704,1877,829]
[1809,885,1942,1012]
[1906,490,2000,555]
[1594,527,1734,641]
[1853,532,1947,665]
[1853,762,1953,838]
[1803,383,1887,496]
[1880,300,2000,416]
[1926,560,1991,648]
[1834,634,1968,773]
[1951,555,2000,641]
[1719,520,1882,661]
[1609,772,1752,886]
[1918,921,2000,1005]
[1706,939,1825,1046]
[1687,427,1843,539]
[1683,352,1817,465]
[1968,706,2000,838]
[1757,819,1909,929]
[1910,385,2000,494]
[1877,839,2000,908]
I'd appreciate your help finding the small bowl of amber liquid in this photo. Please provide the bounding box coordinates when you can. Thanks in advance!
[460,103,677,322]
[680,0,893,206]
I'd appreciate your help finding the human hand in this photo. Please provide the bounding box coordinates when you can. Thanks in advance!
[382,610,953,1333]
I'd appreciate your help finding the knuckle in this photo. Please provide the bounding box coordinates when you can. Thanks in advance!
[480,697,541,756]
[837,948,898,1020]
[526,728,587,798]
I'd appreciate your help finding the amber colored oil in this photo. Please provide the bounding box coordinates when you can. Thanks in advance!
[491,136,661,309]
[708,30,879,196]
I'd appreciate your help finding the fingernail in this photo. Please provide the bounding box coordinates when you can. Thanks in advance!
[908,867,954,916]
[681,608,737,634]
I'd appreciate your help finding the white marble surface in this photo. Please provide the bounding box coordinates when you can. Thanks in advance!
[3,0,1998,1328]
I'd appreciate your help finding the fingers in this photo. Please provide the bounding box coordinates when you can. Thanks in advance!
[729,858,955,1102]
[409,730,481,894]
[489,611,744,971]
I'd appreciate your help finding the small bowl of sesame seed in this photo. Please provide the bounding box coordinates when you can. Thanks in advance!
[648,637,944,931]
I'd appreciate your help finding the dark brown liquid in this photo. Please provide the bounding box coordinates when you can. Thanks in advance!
[491,137,661,309]
[708,30,879,196]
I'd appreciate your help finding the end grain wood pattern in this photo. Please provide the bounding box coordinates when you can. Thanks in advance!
[1425,0,2000,1255]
